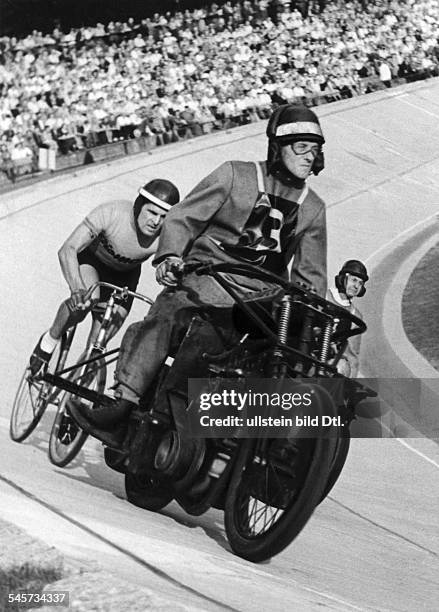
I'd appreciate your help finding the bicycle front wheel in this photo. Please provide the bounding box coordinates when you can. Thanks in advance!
[48,355,107,467]
[10,339,65,443]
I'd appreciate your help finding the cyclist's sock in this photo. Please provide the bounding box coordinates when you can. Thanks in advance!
[29,333,56,376]
[40,331,60,354]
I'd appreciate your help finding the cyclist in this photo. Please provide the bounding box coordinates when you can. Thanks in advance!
[70,104,329,447]
[28,179,180,377]
[327,260,369,377]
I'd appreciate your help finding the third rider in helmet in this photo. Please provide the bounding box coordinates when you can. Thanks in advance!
[71,104,331,446]
[327,260,369,378]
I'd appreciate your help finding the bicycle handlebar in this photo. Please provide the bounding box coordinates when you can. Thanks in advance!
[82,282,154,306]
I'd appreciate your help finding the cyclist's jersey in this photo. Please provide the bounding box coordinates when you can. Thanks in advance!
[83,201,158,271]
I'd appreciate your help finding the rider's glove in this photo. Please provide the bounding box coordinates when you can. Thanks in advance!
[156,256,184,287]
[67,288,89,311]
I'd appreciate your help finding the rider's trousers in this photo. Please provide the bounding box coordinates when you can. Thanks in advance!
[115,271,273,398]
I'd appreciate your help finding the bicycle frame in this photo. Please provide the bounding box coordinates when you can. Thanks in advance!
[42,282,153,398]
[60,282,152,372]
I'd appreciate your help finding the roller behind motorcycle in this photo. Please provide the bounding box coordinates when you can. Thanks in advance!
[104,261,372,562]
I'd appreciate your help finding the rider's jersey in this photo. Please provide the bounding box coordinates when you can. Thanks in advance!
[83,201,158,271]
[154,160,327,297]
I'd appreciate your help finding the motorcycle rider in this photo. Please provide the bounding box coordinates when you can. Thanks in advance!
[70,104,329,447]
[327,260,369,377]
[28,179,180,377]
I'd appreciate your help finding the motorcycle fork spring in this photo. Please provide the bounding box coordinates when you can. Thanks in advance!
[273,295,292,358]
[318,317,338,375]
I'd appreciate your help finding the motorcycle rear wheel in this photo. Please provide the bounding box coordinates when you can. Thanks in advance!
[224,388,338,562]
[125,472,174,512]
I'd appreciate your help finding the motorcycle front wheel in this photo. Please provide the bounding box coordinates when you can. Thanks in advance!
[319,428,351,503]
[224,387,338,563]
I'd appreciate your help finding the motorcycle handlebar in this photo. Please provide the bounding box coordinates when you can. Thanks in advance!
[169,260,292,289]
[170,260,366,336]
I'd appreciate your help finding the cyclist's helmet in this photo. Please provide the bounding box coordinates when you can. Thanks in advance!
[266,104,325,184]
[134,178,180,217]
[335,260,369,297]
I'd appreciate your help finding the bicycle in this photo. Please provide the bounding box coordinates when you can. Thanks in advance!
[10,282,153,468]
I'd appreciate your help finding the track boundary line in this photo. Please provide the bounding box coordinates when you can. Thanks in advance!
[364,213,439,467]
[0,467,369,611]
[3,145,439,222]
[392,438,439,469]
[364,212,439,267]
[380,422,439,470]
[328,497,438,557]
[0,472,238,612]
[2,78,439,223]
[0,129,261,222]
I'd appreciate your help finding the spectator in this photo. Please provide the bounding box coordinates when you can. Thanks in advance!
[1,142,16,182]
[379,59,392,87]
[1,0,439,163]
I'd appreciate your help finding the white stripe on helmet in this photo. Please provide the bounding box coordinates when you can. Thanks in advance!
[138,187,173,211]
[275,121,323,138]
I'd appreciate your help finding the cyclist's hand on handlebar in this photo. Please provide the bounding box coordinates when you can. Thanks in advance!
[68,288,90,311]
[156,256,184,287]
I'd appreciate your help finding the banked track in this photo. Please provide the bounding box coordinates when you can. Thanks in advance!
[1,80,439,611]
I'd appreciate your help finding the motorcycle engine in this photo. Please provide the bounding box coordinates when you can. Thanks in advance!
[154,430,206,486]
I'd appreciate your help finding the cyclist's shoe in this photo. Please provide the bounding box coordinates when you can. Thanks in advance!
[68,398,134,449]
[28,336,52,378]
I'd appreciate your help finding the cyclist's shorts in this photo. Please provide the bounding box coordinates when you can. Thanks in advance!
[78,248,142,312]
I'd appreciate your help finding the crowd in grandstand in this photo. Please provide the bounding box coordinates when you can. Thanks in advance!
[1,0,439,177]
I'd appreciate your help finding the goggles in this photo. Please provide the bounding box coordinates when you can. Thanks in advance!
[289,142,321,158]
[345,273,365,286]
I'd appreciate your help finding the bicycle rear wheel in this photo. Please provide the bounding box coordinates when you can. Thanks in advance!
[48,355,106,467]
[10,339,65,443]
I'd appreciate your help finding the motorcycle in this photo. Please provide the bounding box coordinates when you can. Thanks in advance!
[46,261,372,562]
[105,261,372,562]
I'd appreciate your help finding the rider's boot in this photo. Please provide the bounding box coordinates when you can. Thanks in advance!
[68,397,136,450]
[75,397,134,428]
[28,333,56,378]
